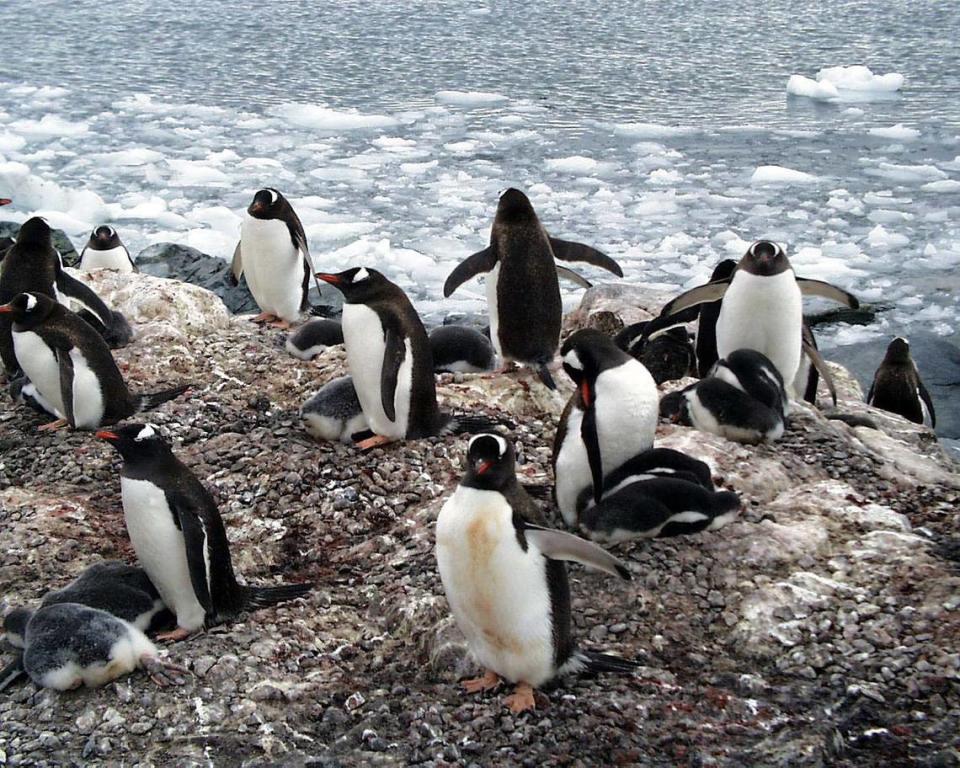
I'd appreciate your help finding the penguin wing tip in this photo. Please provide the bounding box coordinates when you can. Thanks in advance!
[616,564,632,581]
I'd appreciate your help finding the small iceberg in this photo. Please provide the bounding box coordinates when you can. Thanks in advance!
[787,65,904,102]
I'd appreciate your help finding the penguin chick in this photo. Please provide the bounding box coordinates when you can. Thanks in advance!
[429,325,496,373]
[97,423,312,641]
[301,375,372,443]
[285,319,343,360]
[436,433,637,714]
[679,377,784,444]
[867,337,936,427]
[708,348,788,416]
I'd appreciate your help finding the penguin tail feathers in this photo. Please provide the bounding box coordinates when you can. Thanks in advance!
[138,384,191,412]
[242,582,313,610]
[0,653,25,692]
[536,363,557,390]
[103,311,134,349]
[439,412,515,437]
[561,650,639,679]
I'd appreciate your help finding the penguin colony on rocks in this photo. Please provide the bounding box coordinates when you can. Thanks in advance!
[0,187,937,713]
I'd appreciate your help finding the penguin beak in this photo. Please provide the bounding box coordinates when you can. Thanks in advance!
[315,273,341,285]
[0,304,12,314]
[95,430,119,441]
[0,198,11,206]
[476,460,493,475]
[249,202,266,215]
[579,380,592,408]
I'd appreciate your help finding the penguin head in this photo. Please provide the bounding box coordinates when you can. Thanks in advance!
[462,433,516,490]
[741,240,789,277]
[884,337,912,364]
[561,328,633,407]
[91,225,119,248]
[0,292,57,325]
[247,188,285,219]
[3,607,32,649]
[315,267,393,304]
[96,423,171,463]
[14,217,52,247]
[495,188,536,223]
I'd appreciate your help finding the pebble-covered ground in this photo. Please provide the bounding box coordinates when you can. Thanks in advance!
[1,273,958,767]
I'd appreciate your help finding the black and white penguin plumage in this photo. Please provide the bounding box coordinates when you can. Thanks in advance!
[614,323,696,384]
[677,377,785,444]
[79,225,137,272]
[0,292,187,430]
[0,217,131,374]
[552,329,659,529]
[97,423,312,640]
[301,375,372,443]
[709,348,788,416]
[652,241,858,396]
[429,325,496,373]
[284,319,343,360]
[867,337,936,427]
[231,188,314,328]
[442,188,623,389]
[9,373,58,417]
[579,476,740,544]
[3,603,183,690]
[436,433,636,713]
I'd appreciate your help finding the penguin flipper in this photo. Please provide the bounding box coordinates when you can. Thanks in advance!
[660,279,730,317]
[229,241,243,285]
[443,246,497,297]
[555,265,592,289]
[636,305,700,346]
[917,378,937,428]
[549,238,623,277]
[580,405,604,506]
[796,278,860,309]
[125,247,139,273]
[380,326,406,423]
[0,653,26,692]
[55,347,77,428]
[802,337,838,406]
[168,492,214,616]
[55,270,112,328]
[524,524,631,580]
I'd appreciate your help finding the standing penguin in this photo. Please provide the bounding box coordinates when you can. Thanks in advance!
[1,293,187,430]
[78,225,137,272]
[867,337,936,427]
[0,217,130,374]
[436,434,636,713]
[652,241,858,395]
[443,189,623,389]
[231,188,315,329]
[97,424,312,641]
[552,329,659,529]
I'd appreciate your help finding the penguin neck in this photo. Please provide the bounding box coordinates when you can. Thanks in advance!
[118,449,183,481]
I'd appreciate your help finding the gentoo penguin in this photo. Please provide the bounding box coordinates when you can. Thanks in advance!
[97,423,312,641]
[709,348,788,416]
[78,225,137,272]
[579,476,741,544]
[0,217,131,374]
[9,373,59,417]
[317,267,496,450]
[301,375,372,443]
[552,329,659,529]
[442,188,623,389]
[614,323,696,384]
[676,377,785,444]
[231,188,315,328]
[4,561,171,647]
[284,319,343,360]
[3,604,185,690]
[0,292,187,430]
[867,337,936,427]
[652,241,858,395]
[429,325,496,373]
[436,434,636,713]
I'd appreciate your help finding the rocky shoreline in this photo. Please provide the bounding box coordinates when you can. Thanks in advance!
[1,271,958,767]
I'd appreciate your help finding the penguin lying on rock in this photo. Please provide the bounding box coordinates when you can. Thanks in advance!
[285,319,343,361]
[316,267,503,450]
[0,292,188,430]
[429,325,496,374]
[436,434,637,713]
[98,424,313,642]
[300,375,373,443]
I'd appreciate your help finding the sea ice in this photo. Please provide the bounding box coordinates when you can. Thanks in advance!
[9,114,90,138]
[750,166,819,185]
[786,66,904,102]
[434,91,508,106]
[786,75,839,101]
[269,103,399,132]
[868,124,920,141]
[865,163,948,184]
[866,225,909,250]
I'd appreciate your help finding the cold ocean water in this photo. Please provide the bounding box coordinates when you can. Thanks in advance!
[1,0,958,439]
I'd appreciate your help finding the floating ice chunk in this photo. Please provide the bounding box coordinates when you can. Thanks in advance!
[400,160,437,176]
[647,168,682,185]
[445,140,478,153]
[0,131,26,153]
[612,122,696,139]
[269,103,399,131]
[88,148,164,166]
[786,75,839,101]
[434,90,508,106]
[0,160,109,227]
[10,114,90,138]
[309,167,367,183]
[185,205,242,233]
[166,159,230,187]
[371,136,417,150]
[866,224,909,249]
[922,179,960,193]
[868,124,920,141]
[305,221,378,242]
[238,157,283,168]
[546,156,600,174]
[867,209,914,225]
[817,65,904,92]
[751,165,818,185]
[865,163,947,184]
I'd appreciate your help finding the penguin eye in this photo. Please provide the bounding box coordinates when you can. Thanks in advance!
[353,267,370,283]
[134,425,156,441]
[563,349,583,371]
